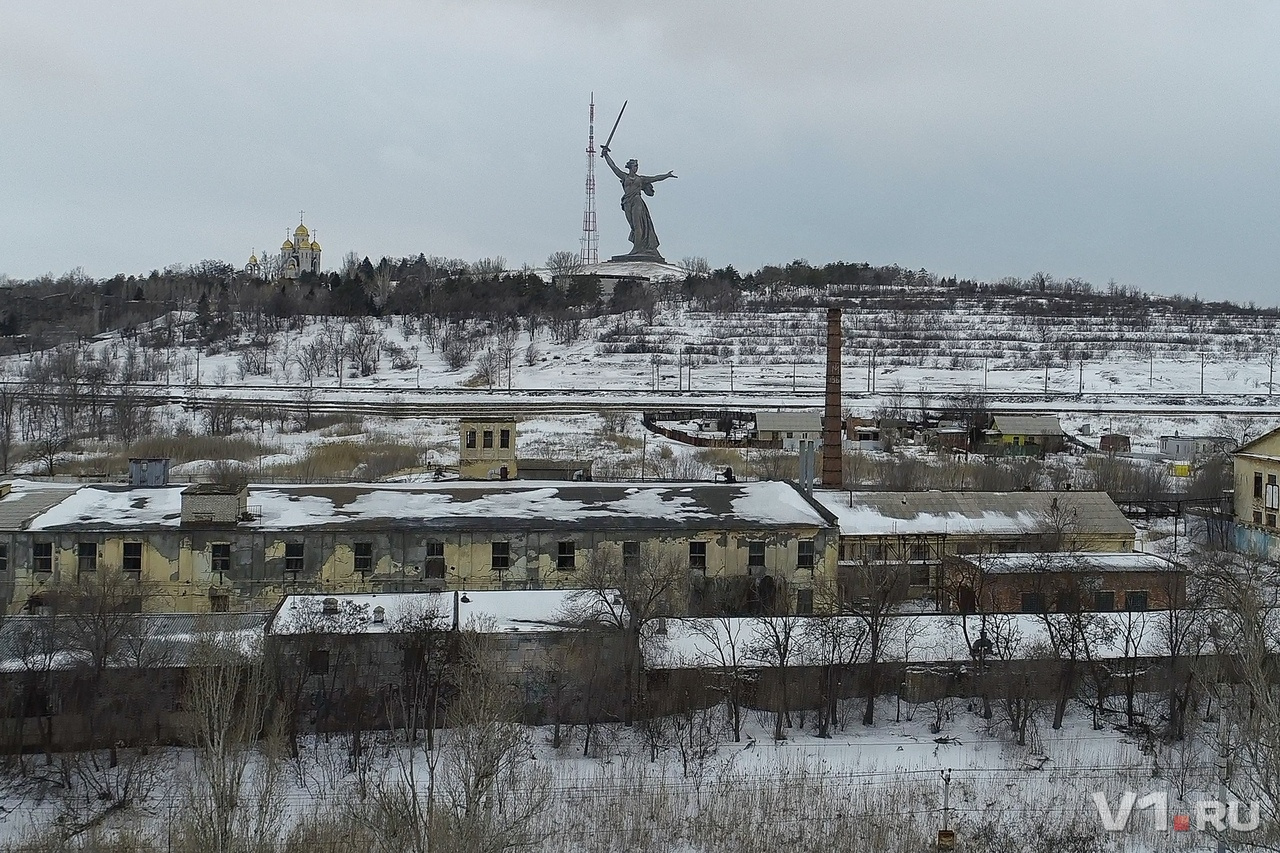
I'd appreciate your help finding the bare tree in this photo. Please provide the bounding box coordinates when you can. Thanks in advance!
[570,542,685,725]
[746,615,804,741]
[804,615,868,737]
[0,383,21,473]
[270,597,369,759]
[347,317,384,377]
[387,600,456,754]
[688,616,752,742]
[545,250,584,276]
[369,630,550,853]
[178,634,285,853]
[842,558,911,725]
[50,567,168,824]
[678,256,711,277]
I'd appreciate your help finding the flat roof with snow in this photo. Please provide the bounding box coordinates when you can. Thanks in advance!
[19,479,836,533]
[811,490,1133,539]
[963,551,1181,574]
[754,411,823,433]
[643,611,1180,669]
[269,589,618,635]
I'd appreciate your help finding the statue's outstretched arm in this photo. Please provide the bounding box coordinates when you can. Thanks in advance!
[641,170,678,182]
[601,149,626,179]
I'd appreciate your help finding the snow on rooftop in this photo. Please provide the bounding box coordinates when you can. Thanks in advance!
[970,551,1181,574]
[269,589,621,635]
[643,611,1180,670]
[811,490,1132,538]
[22,480,830,531]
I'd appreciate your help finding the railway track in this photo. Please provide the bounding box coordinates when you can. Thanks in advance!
[10,382,1280,419]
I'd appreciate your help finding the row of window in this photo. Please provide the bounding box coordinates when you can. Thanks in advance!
[841,542,933,562]
[839,539,1068,563]
[14,538,819,577]
[1253,471,1280,512]
[1019,589,1148,613]
[464,428,512,450]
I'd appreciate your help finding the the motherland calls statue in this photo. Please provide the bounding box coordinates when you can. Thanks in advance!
[598,101,676,264]
[600,146,676,263]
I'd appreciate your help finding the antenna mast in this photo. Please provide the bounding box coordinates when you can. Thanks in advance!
[580,93,599,266]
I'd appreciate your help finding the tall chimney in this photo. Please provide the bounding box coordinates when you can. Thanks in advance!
[821,307,843,487]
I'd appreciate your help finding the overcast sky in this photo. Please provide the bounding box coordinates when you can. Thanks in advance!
[3,1,1278,302]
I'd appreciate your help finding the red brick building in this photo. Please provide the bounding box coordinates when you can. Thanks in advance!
[946,551,1185,614]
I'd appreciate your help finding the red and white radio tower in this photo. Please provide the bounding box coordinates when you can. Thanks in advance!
[580,93,599,266]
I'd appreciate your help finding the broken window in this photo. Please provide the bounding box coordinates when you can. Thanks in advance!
[425,541,445,578]
[211,543,231,576]
[1094,590,1116,611]
[491,541,510,571]
[797,540,815,569]
[33,543,52,574]
[557,540,575,571]
[354,542,373,574]
[1125,590,1149,612]
[689,541,707,572]
[747,541,765,568]
[796,588,814,615]
[308,649,330,675]
[77,542,97,575]
[285,542,304,577]
[622,540,640,569]
[910,563,930,587]
[123,542,142,574]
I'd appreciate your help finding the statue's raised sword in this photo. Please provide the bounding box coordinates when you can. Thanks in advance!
[601,100,626,153]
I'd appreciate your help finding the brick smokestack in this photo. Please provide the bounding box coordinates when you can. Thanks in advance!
[822,307,843,488]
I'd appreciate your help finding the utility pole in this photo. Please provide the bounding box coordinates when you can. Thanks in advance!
[1216,693,1228,853]
[1043,363,1048,396]
[983,357,988,393]
[1078,361,1084,396]
[1149,352,1153,390]
[729,361,734,394]
[941,768,953,831]
[1270,351,1276,398]
[1201,353,1206,396]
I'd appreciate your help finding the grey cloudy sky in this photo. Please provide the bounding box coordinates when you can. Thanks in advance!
[3,1,1278,302]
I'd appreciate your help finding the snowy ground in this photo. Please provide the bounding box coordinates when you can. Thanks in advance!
[0,698,1229,852]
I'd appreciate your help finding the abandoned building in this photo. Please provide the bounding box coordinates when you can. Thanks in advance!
[459,417,518,480]
[811,490,1136,609]
[945,551,1185,614]
[1232,425,1280,558]
[265,589,627,726]
[0,479,840,617]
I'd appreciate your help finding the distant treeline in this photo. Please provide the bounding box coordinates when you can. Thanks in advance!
[1,256,1275,352]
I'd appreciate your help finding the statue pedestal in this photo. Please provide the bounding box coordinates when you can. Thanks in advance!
[582,259,687,281]
[609,250,666,264]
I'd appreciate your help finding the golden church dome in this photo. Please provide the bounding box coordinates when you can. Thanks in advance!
[281,239,294,250]
[310,240,321,251]
[248,254,258,265]
[294,223,310,238]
